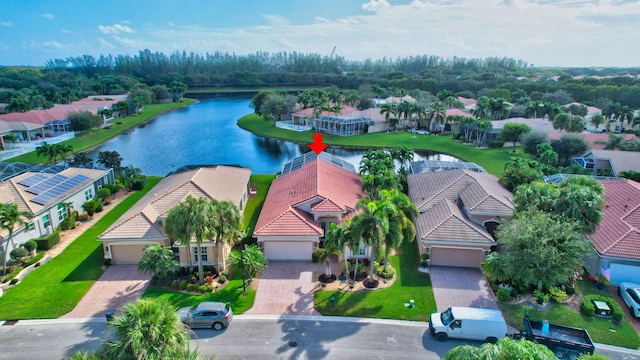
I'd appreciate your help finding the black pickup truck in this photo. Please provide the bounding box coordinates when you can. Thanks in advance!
[519,316,595,360]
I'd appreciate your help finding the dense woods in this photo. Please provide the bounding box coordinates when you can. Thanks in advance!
[2,50,640,110]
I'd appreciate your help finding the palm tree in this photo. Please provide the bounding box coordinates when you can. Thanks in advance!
[56,144,73,166]
[227,244,268,285]
[351,198,391,286]
[137,244,179,279]
[488,97,511,120]
[69,152,94,167]
[525,100,544,119]
[333,220,359,285]
[427,102,446,133]
[377,189,417,272]
[389,145,414,170]
[472,96,490,119]
[618,105,634,127]
[318,223,343,278]
[163,196,213,285]
[117,165,144,191]
[590,114,605,132]
[553,112,570,132]
[0,203,34,275]
[36,142,56,165]
[209,199,242,272]
[98,298,196,360]
[567,115,586,133]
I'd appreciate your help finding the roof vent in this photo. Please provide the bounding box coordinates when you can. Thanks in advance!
[290,189,296,195]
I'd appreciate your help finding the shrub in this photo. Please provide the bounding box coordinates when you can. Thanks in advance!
[10,278,19,285]
[179,280,188,290]
[82,199,99,216]
[35,230,61,250]
[103,258,112,266]
[221,270,229,278]
[564,283,576,295]
[95,202,104,213]
[420,260,429,268]
[219,274,227,283]
[581,295,624,320]
[497,288,512,302]
[170,280,179,288]
[420,253,430,260]
[488,140,505,148]
[581,298,595,317]
[533,289,550,303]
[23,252,46,267]
[376,264,395,279]
[198,285,208,293]
[521,130,549,156]
[311,250,320,263]
[596,274,610,286]
[549,286,568,303]
[97,187,112,202]
[164,279,173,287]
[23,240,37,252]
[186,284,195,292]
[10,247,29,261]
[79,212,90,221]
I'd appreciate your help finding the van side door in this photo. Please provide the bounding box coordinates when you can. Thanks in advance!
[448,319,464,339]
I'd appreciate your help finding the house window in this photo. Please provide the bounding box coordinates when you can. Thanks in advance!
[57,203,66,221]
[42,214,50,230]
[358,246,366,256]
[192,247,208,263]
[28,222,35,232]
[85,188,93,201]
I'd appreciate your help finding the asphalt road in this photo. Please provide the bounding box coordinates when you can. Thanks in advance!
[0,316,639,360]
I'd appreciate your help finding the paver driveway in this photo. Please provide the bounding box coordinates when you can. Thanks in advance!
[429,266,499,312]
[246,261,323,315]
[61,265,151,318]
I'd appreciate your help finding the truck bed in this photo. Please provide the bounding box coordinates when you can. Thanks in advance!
[524,319,595,354]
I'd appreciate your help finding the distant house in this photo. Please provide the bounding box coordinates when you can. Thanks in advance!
[289,106,388,136]
[0,166,114,257]
[583,179,640,285]
[253,152,367,261]
[385,95,416,104]
[98,166,251,265]
[572,150,640,177]
[407,170,514,268]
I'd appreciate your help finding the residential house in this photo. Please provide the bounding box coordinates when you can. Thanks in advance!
[563,102,603,132]
[0,166,114,256]
[290,106,388,135]
[583,179,640,285]
[385,95,416,104]
[407,170,514,268]
[572,150,640,177]
[98,166,251,265]
[253,152,367,261]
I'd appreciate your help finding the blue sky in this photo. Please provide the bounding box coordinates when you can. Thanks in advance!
[1,0,638,67]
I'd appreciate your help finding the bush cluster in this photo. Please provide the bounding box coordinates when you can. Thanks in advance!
[581,295,624,321]
[375,263,395,279]
[35,230,61,250]
[488,140,505,148]
[2,266,24,284]
[497,288,512,302]
[10,247,29,261]
[23,252,46,267]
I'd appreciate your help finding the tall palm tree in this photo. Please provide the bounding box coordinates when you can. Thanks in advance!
[618,105,634,127]
[209,199,242,272]
[351,198,391,286]
[164,196,213,285]
[56,144,73,166]
[472,96,490,119]
[427,102,447,133]
[590,114,605,132]
[318,223,343,278]
[227,244,268,287]
[0,203,34,275]
[98,298,196,360]
[377,189,418,272]
[488,97,511,120]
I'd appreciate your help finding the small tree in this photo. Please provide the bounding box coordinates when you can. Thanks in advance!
[227,244,267,285]
[500,123,532,153]
[97,151,123,172]
[97,188,112,203]
[82,199,99,217]
[138,244,178,279]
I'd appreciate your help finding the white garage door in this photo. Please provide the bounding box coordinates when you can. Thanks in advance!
[110,244,147,264]
[430,248,485,268]
[264,242,312,261]
[610,263,640,285]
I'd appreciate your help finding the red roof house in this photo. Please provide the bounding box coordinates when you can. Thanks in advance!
[254,152,366,261]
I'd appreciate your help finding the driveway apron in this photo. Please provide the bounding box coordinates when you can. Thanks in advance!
[246,261,322,315]
[61,265,151,318]
[429,266,499,312]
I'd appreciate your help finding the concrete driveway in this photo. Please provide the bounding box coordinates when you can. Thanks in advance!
[61,265,151,318]
[429,267,499,312]
[246,261,323,315]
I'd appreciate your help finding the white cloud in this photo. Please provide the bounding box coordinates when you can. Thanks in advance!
[61,29,74,34]
[42,13,54,20]
[261,14,289,26]
[25,40,64,50]
[362,0,391,12]
[1,21,13,26]
[98,23,135,34]
[315,16,330,23]
[168,21,175,27]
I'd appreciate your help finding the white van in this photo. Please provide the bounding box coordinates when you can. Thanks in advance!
[429,307,507,343]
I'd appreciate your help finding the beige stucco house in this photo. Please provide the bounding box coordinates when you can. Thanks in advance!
[98,166,251,266]
[407,169,514,268]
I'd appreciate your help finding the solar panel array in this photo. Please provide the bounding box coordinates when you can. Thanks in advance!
[25,174,70,195]
[17,173,49,187]
[31,174,89,205]
[280,151,356,176]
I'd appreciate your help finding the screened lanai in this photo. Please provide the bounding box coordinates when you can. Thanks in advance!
[315,116,374,136]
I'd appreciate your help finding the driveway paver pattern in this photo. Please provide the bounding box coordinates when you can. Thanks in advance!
[429,266,499,312]
[61,265,151,318]
[246,261,323,315]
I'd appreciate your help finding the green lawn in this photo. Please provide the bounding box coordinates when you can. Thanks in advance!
[315,239,436,321]
[237,114,529,176]
[0,177,161,320]
[142,269,256,315]
[10,100,195,164]
[499,302,640,349]
[242,174,276,241]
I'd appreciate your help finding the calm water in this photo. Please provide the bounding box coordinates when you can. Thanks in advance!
[89,97,458,176]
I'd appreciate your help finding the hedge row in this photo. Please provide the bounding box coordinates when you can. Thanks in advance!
[581,295,624,321]
[2,266,24,284]
[23,252,46,267]
[34,230,60,250]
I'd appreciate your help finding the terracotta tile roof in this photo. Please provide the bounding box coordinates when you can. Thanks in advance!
[254,158,364,236]
[407,169,513,215]
[416,199,495,245]
[446,108,470,117]
[586,179,640,260]
[292,106,358,118]
[458,97,477,106]
[548,133,638,150]
[564,102,602,115]
[99,166,250,241]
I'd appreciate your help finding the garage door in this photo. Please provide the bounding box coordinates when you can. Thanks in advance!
[110,244,147,264]
[264,242,312,261]
[610,263,640,285]
[430,247,485,268]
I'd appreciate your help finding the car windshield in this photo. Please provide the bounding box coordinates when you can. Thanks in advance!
[441,308,454,326]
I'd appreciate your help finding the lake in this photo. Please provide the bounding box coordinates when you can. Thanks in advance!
[89,97,459,176]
